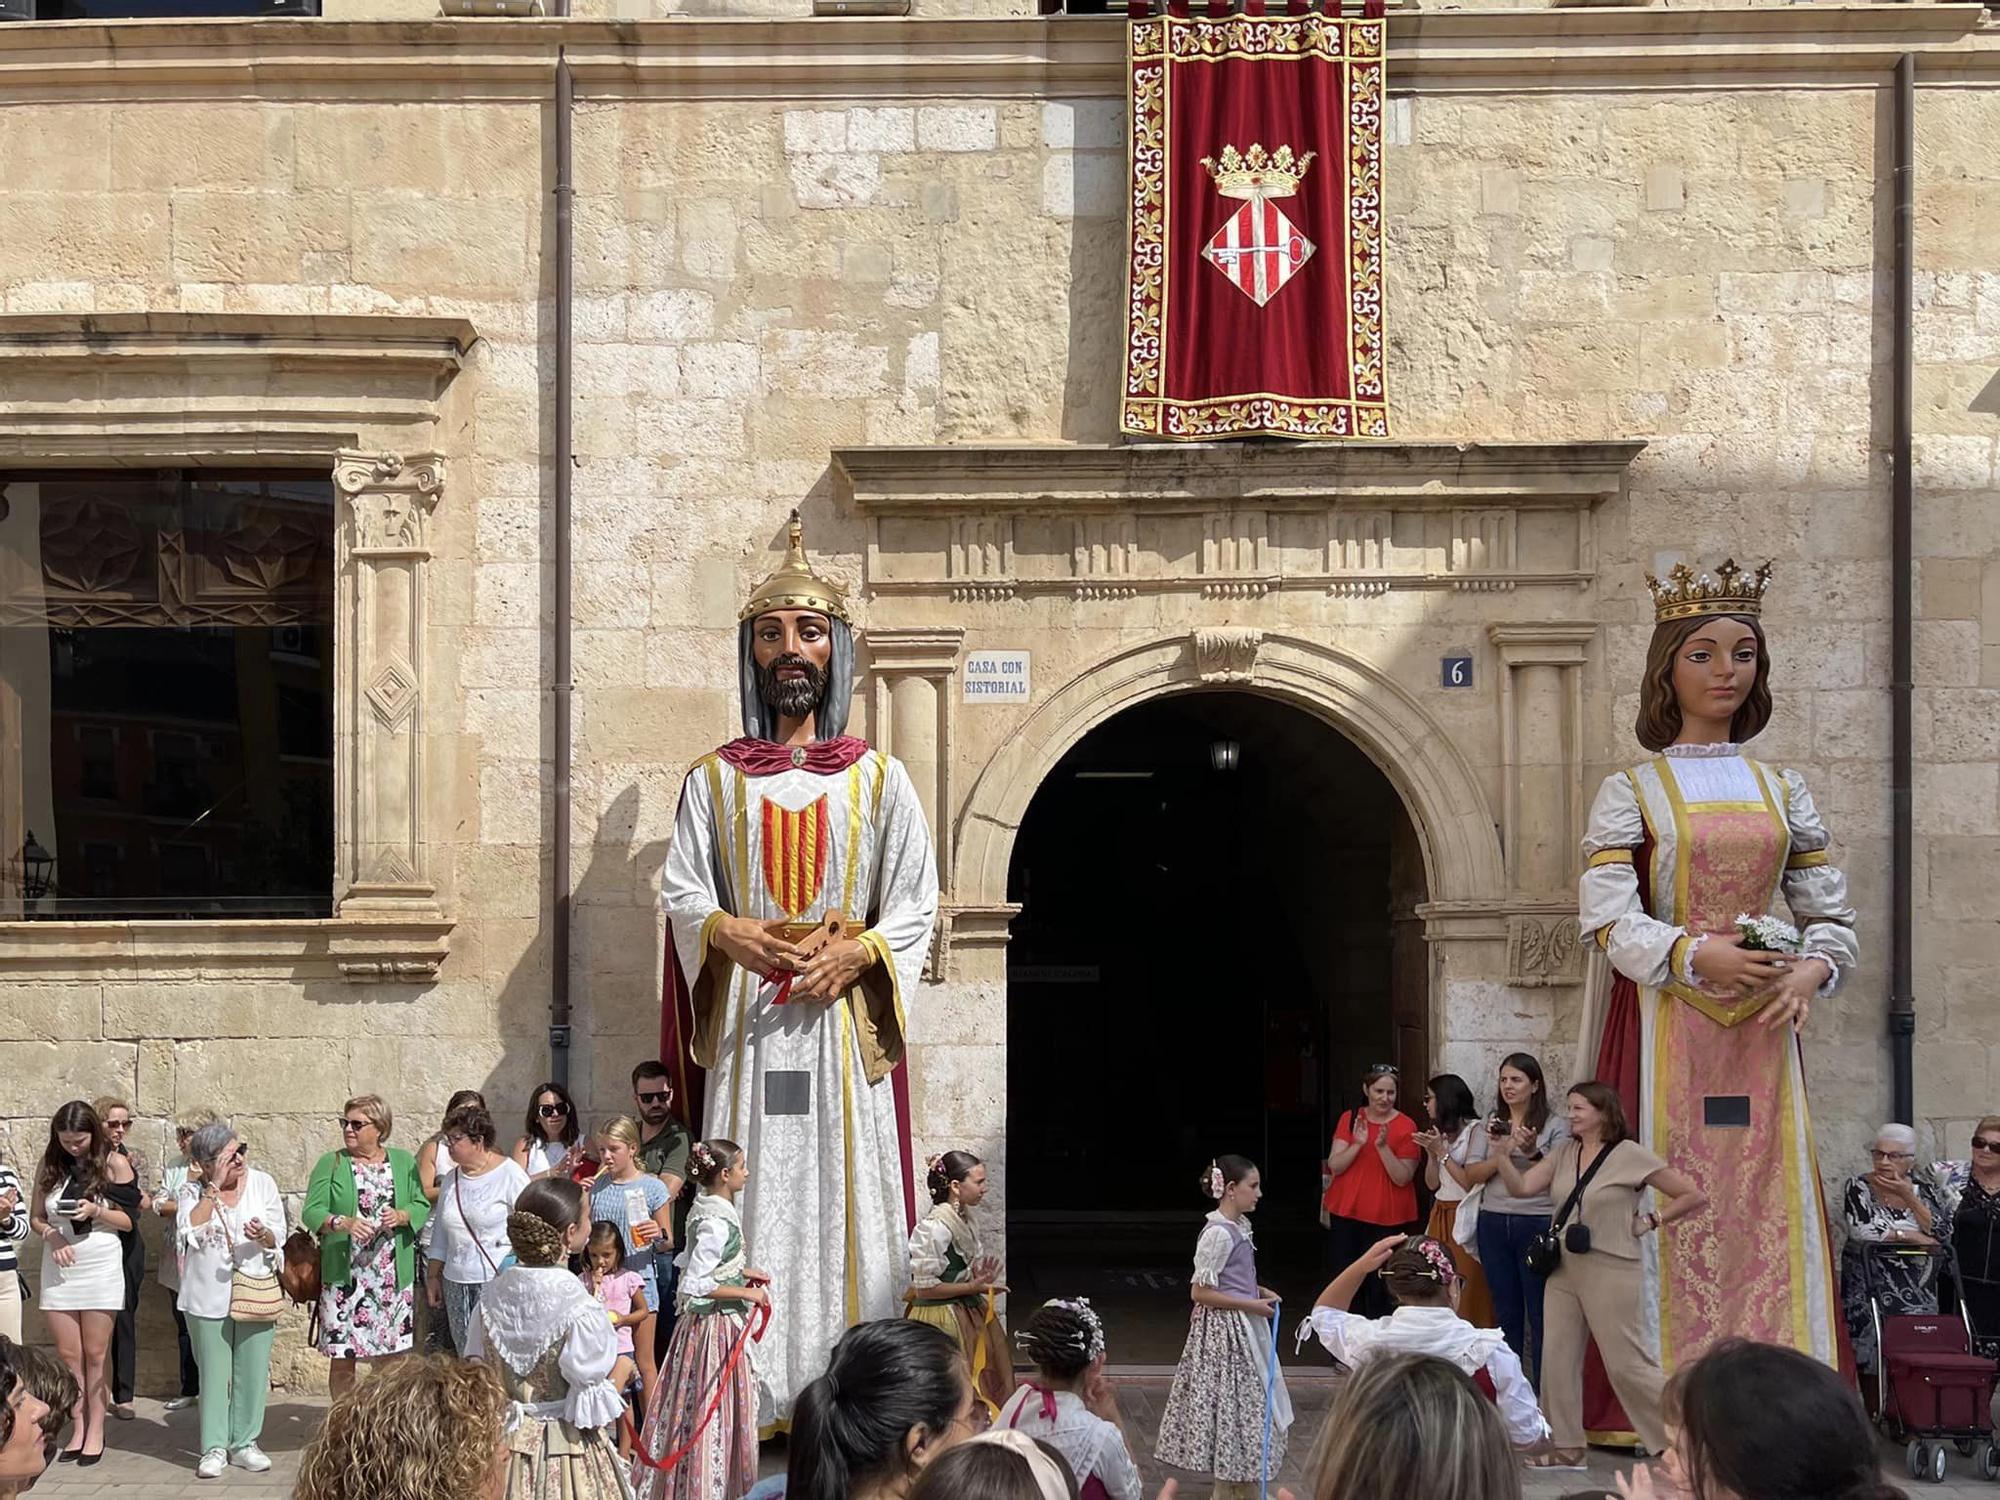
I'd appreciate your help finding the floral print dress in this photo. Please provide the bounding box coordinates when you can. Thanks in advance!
[319,1158,414,1359]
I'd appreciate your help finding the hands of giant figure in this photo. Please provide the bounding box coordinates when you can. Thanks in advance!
[1755,957,1831,1033]
[1689,932,1787,993]
[713,915,807,977]
[792,936,874,1004]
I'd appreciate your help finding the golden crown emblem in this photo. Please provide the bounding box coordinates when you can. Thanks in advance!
[1200,143,1315,202]
[740,510,850,624]
[1645,558,1773,624]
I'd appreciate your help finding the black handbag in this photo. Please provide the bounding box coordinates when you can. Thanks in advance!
[1525,1141,1620,1278]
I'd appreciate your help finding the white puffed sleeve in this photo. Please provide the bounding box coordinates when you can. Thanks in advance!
[679,1215,732,1302]
[1302,1305,1364,1364]
[1778,768,1858,996]
[559,1299,627,1431]
[907,1217,951,1290]
[1191,1223,1233,1289]
[1579,773,1687,989]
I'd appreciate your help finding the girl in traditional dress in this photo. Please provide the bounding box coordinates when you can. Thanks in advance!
[904,1150,1012,1415]
[631,1140,767,1500]
[1576,561,1857,1408]
[998,1297,1143,1500]
[1301,1233,1548,1449]
[1154,1155,1292,1498]
[464,1178,634,1500]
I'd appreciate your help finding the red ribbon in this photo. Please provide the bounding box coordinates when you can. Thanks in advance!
[1023,1382,1059,1424]
[625,1299,772,1473]
[715,737,872,778]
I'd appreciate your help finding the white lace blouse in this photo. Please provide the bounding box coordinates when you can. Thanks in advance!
[465,1264,626,1431]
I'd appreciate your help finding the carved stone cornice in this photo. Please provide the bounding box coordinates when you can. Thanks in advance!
[0,917,452,983]
[0,10,1984,101]
[838,441,1643,603]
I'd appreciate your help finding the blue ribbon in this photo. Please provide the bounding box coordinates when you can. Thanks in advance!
[1261,1296,1281,1500]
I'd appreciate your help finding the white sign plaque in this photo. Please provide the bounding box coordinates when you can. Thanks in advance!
[962,650,1031,703]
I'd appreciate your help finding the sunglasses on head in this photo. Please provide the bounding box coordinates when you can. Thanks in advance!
[637,1090,672,1105]
[1975,1138,2000,1153]
[1366,1065,1400,1078]
[538,1102,571,1118]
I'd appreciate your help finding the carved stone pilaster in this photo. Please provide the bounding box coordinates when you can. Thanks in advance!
[866,626,965,914]
[1487,623,1596,898]
[334,450,444,916]
[1193,627,1264,684]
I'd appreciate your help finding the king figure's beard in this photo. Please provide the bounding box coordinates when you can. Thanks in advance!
[756,653,830,721]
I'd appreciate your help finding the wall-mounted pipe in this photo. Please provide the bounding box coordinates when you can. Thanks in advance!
[1889,51,1915,1126]
[550,45,576,1088]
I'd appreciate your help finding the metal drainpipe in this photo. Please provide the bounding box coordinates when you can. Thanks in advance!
[1889,52,1915,1126]
[550,41,576,1088]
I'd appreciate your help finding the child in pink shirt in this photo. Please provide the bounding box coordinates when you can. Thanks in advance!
[580,1221,647,1395]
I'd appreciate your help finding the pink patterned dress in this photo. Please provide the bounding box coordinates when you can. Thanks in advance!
[319,1158,413,1359]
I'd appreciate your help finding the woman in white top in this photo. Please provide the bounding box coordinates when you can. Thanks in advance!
[512,1082,584,1182]
[30,1100,138,1466]
[425,1101,530,1355]
[997,1298,1142,1500]
[416,1088,486,1356]
[1411,1073,1496,1328]
[464,1178,633,1500]
[176,1121,286,1480]
[1301,1232,1549,1451]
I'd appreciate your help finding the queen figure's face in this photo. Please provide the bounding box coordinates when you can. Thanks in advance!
[1672,616,1760,725]
[752,609,834,719]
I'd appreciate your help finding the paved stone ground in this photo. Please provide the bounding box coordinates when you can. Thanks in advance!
[29,1385,1998,1498]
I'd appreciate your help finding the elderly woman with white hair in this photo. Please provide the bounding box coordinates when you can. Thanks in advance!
[1840,1121,1952,1374]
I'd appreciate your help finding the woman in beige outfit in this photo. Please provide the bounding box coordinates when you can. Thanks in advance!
[1494,1081,1707,1471]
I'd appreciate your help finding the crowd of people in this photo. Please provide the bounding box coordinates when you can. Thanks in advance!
[3,1043,1978,1498]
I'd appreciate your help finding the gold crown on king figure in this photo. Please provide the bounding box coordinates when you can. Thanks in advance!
[1646,558,1774,624]
[1201,143,1316,201]
[740,510,851,624]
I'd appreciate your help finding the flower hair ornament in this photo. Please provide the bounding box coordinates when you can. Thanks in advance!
[925,1152,946,1177]
[690,1141,718,1175]
[1204,1161,1225,1201]
[506,1209,568,1268]
[1387,1236,1459,1286]
[1016,1297,1108,1364]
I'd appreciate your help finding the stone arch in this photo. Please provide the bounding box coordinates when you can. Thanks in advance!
[952,632,1505,910]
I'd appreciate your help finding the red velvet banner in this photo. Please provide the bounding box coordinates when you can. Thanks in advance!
[1122,7,1389,441]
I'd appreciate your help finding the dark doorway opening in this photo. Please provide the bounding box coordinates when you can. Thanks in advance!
[1004,690,1428,1365]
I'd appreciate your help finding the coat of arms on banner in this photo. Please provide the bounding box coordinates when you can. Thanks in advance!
[1122,8,1389,441]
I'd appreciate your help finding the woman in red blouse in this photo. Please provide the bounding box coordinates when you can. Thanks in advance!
[1322,1065,1421,1318]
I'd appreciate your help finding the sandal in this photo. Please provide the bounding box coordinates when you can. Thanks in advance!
[1524,1449,1589,1471]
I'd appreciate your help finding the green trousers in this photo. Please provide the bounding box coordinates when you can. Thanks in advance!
[185,1314,275,1455]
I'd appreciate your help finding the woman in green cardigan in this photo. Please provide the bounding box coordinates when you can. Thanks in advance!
[302,1095,430,1400]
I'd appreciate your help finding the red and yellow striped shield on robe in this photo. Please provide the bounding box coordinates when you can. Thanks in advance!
[761,796,830,920]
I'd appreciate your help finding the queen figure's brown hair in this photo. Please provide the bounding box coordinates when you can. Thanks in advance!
[1634,613,1773,752]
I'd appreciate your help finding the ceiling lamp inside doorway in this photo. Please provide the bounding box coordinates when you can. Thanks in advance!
[1210,738,1241,773]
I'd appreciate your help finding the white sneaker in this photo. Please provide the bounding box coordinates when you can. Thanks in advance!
[196,1448,227,1479]
[164,1395,197,1412]
[230,1444,273,1473]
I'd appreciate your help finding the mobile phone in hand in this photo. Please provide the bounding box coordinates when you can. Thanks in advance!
[1487,1118,1511,1136]
[56,1198,81,1217]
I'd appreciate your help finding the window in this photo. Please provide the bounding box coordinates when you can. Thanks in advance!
[0,470,335,920]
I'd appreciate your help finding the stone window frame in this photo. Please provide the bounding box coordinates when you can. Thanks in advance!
[0,313,473,983]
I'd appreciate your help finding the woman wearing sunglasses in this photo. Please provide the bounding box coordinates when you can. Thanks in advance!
[511,1083,583,1182]
[303,1096,430,1401]
[1936,1116,2000,1358]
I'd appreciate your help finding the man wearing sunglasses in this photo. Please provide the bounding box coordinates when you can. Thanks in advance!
[631,1062,692,1362]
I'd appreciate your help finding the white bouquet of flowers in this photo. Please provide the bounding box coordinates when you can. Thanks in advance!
[1734,912,1802,954]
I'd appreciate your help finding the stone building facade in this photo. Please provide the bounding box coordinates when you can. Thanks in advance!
[0,0,1995,1387]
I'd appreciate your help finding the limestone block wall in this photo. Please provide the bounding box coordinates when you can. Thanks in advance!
[0,14,1992,1387]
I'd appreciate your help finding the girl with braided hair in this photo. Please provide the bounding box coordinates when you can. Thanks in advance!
[905,1150,1012,1414]
[1154,1155,1291,1499]
[1301,1233,1549,1450]
[631,1139,767,1500]
[995,1299,1140,1500]
[463,1179,634,1500]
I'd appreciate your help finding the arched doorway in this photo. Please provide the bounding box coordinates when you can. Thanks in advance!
[1002,689,1430,1363]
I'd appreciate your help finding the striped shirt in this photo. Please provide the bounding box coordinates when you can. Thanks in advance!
[0,1164,30,1272]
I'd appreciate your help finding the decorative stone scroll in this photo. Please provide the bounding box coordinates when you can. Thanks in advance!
[334,450,445,924]
[1193,627,1264,684]
[1507,913,1582,987]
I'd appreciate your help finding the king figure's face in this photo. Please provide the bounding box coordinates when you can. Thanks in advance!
[752,608,834,721]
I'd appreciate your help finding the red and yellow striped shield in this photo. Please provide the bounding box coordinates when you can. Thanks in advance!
[761,796,830,920]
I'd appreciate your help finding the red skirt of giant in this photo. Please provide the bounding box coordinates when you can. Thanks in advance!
[1121,1,1390,441]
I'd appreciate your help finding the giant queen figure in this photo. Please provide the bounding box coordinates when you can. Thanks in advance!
[659,514,939,1425]
[1576,561,1857,1400]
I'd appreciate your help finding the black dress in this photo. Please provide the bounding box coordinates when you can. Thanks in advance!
[1950,1175,2000,1358]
